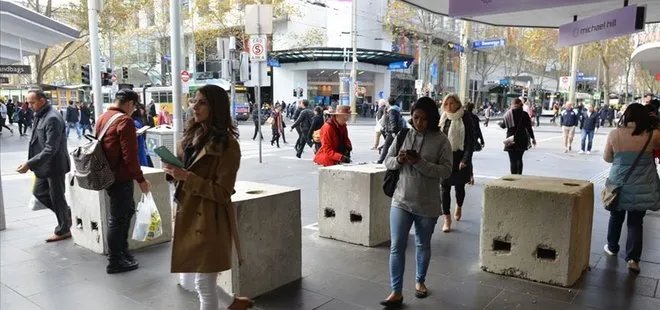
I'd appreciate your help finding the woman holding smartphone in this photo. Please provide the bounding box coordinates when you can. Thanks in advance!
[162,84,254,310]
[381,97,453,307]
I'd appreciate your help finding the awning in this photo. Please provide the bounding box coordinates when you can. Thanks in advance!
[631,42,660,75]
[0,0,80,64]
[269,47,415,67]
[400,0,660,28]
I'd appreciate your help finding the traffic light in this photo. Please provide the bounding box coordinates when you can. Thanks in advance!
[101,71,108,86]
[81,64,90,84]
[122,66,129,79]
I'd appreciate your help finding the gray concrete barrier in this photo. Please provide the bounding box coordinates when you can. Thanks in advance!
[217,181,301,298]
[480,175,594,287]
[318,163,390,247]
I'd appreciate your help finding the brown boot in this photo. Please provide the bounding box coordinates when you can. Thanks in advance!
[228,296,255,310]
[454,206,462,221]
[442,215,452,233]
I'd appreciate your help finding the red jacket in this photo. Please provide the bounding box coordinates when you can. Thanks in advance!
[96,107,145,183]
[313,119,352,166]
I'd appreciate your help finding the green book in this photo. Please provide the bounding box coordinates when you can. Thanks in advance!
[153,146,185,168]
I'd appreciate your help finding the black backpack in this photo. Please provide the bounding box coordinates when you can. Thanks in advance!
[382,128,410,197]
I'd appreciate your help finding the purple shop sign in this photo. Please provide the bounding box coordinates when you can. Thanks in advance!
[448,0,606,18]
[558,5,646,47]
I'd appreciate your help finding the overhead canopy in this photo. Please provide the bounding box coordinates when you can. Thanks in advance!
[401,0,660,28]
[631,42,660,75]
[0,0,80,64]
[269,47,415,67]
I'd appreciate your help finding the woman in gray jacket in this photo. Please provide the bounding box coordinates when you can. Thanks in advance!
[602,104,660,272]
[380,97,453,308]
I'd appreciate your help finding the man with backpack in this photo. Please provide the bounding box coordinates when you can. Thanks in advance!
[376,97,403,164]
[17,89,71,242]
[96,89,151,274]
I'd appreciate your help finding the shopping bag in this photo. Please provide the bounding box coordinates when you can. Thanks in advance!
[28,175,47,211]
[131,193,163,242]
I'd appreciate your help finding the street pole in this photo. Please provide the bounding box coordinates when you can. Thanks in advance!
[458,20,472,103]
[256,6,263,163]
[568,45,579,106]
[170,0,183,154]
[350,0,357,122]
[0,173,5,231]
[189,0,197,75]
[229,36,237,120]
[88,0,103,120]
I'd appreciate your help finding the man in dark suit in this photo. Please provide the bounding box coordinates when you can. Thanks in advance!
[290,99,314,158]
[17,89,72,242]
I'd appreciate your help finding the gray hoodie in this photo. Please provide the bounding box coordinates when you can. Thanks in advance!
[384,127,453,217]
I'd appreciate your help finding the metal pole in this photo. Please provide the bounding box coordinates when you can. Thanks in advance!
[350,0,358,122]
[88,0,103,119]
[229,36,237,120]
[170,0,183,154]
[0,173,6,231]
[189,0,197,75]
[568,15,579,106]
[108,31,114,72]
[458,20,472,103]
[257,5,263,163]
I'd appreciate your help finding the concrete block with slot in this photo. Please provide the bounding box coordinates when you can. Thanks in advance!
[216,181,301,298]
[67,167,172,254]
[480,175,594,287]
[317,163,390,247]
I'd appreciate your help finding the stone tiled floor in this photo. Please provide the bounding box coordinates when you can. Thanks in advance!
[2,174,660,310]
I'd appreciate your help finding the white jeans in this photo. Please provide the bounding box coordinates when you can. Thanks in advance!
[179,273,233,310]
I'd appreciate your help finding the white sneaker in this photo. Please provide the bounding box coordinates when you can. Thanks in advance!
[603,244,616,256]
[586,151,591,155]
[578,150,585,154]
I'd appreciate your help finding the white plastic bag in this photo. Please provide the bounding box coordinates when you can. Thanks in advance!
[28,195,47,211]
[131,193,163,242]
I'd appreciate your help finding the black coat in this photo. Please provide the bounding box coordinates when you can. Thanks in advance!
[579,111,600,130]
[27,105,71,178]
[80,107,92,125]
[308,114,324,140]
[292,108,314,134]
[441,112,475,186]
[386,107,402,134]
[501,108,535,152]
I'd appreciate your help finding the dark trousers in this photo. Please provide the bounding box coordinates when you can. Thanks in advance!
[252,122,263,140]
[507,151,525,175]
[378,133,395,164]
[295,128,307,152]
[106,181,136,259]
[441,184,465,215]
[34,175,71,235]
[0,118,11,132]
[271,128,280,147]
[535,115,540,127]
[19,122,29,135]
[607,210,646,262]
[484,118,490,127]
[281,127,287,143]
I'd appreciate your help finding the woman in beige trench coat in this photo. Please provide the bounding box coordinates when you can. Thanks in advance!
[163,84,253,310]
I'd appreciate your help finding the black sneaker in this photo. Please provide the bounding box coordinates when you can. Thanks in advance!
[106,258,139,274]
[121,251,138,265]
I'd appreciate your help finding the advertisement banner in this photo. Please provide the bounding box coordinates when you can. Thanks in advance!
[558,6,646,47]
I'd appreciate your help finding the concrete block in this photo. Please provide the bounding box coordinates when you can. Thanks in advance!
[67,167,172,254]
[217,181,301,298]
[480,175,594,287]
[317,163,390,247]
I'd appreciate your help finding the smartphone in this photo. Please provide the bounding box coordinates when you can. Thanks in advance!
[406,149,418,157]
[153,146,185,168]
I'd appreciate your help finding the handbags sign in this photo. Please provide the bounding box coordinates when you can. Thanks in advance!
[0,65,31,75]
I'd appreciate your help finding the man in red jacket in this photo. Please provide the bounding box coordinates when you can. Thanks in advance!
[313,105,353,166]
[96,89,151,274]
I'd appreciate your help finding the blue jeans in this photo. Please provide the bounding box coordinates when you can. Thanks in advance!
[581,129,594,151]
[389,207,438,294]
[607,210,646,262]
[66,122,81,138]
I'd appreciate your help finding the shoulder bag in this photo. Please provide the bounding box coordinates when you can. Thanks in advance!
[601,132,653,211]
[382,128,410,197]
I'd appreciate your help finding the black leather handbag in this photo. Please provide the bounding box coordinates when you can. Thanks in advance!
[383,128,410,197]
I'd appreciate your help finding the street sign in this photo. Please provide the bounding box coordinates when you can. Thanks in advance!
[448,42,465,53]
[578,76,597,82]
[559,76,570,92]
[430,63,438,80]
[472,39,506,49]
[267,58,280,67]
[499,79,510,85]
[558,5,646,47]
[0,65,31,75]
[181,70,191,82]
[245,4,273,35]
[249,35,267,62]
[388,60,411,70]
[449,0,605,17]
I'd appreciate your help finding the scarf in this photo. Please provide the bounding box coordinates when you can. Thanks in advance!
[504,108,517,128]
[440,107,465,152]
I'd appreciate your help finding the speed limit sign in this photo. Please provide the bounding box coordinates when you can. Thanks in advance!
[249,35,267,62]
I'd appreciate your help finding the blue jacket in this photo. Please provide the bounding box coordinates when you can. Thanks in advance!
[608,152,660,212]
[134,120,149,167]
[561,109,579,127]
[580,111,600,130]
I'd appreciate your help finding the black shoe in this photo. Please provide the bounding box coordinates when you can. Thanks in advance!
[379,297,403,309]
[121,251,138,265]
[296,151,302,158]
[107,257,139,274]
[415,289,428,299]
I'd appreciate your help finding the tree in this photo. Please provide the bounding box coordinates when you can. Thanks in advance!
[635,67,659,95]
[289,28,327,48]
[471,25,506,104]
[582,36,633,104]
